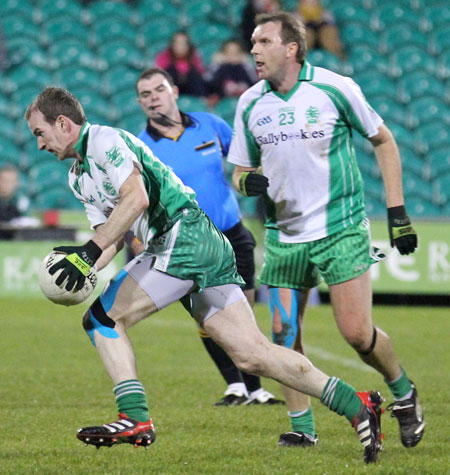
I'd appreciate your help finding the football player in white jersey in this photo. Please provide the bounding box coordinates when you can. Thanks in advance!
[26,86,385,463]
[228,12,424,449]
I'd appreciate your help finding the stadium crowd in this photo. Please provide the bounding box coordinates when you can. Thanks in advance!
[0,0,448,219]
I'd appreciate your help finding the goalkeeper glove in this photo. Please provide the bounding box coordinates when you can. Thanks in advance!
[49,240,102,291]
[239,171,269,196]
[387,205,418,255]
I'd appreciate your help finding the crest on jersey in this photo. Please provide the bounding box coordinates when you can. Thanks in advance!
[105,146,124,167]
[306,106,320,124]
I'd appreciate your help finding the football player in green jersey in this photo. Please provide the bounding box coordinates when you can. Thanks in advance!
[26,86,385,463]
[229,11,423,449]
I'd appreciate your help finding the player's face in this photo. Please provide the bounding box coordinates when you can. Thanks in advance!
[27,109,75,160]
[171,33,190,58]
[251,21,289,82]
[137,74,179,120]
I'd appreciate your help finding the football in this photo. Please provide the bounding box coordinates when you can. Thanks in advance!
[38,251,97,306]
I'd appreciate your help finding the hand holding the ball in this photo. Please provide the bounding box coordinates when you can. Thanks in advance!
[50,240,102,291]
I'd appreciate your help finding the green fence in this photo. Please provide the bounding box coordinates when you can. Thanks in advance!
[0,220,448,298]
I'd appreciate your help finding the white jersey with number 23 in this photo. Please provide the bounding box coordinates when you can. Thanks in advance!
[228,61,383,243]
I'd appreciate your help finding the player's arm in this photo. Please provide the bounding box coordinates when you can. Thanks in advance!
[50,167,149,291]
[91,166,149,251]
[93,225,125,272]
[232,165,269,196]
[369,124,404,208]
[369,124,417,255]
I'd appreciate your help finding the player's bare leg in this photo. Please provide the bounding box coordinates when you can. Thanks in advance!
[77,274,159,449]
[203,287,282,406]
[329,270,425,447]
[241,287,285,406]
[93,279,158,381]
[205,297,384,463]
[330,270,401,380]
[204,298,328,396]
[270,287,317,446]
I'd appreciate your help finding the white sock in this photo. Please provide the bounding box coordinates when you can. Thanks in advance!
[225,383,247,397]
[396,389,414,401]
[249,388,265,399]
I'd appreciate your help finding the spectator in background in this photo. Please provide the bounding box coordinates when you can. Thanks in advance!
[296,0,345,59]
[241,0,282,52]
[155,31,208,97]
[207,39,258,106]
[0,164,29,222]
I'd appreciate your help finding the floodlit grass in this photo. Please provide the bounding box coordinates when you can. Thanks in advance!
[0,297,448,474]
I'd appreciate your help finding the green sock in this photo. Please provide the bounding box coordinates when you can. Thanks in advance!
[386,368,412,399]
[320,377,362,422]
[114,379,149,422]
[289,407,316,437]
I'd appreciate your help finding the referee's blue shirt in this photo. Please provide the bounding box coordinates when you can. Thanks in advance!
[138,111,241,232]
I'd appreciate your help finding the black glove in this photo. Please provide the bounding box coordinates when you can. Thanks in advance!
[49,240,102,291]
[239,171,269,196]
[387,206,418,255]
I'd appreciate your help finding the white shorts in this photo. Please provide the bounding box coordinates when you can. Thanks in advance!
[125,254,245,325]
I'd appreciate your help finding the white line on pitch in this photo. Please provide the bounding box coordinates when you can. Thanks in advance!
[305,345,375,373]
[148,317,375,373]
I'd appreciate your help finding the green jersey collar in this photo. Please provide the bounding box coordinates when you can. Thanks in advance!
[299,60,314,81]
[74,121,91,160]
[264,60,315,101]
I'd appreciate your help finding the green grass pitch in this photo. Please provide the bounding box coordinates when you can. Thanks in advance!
[0,297,448,474]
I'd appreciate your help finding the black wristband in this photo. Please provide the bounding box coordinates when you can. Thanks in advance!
[387,205,406,219]
[84,240,102,265]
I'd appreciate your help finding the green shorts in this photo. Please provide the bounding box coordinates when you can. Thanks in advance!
[147,207,245,290]
[260,219,383,290]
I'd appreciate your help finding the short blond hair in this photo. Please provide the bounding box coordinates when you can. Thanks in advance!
[25,87,86,125]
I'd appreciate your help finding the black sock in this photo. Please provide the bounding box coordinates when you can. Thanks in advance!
[201,336,243,385]
[241,371,261,393]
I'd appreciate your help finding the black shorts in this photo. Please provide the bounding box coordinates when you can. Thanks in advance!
[223,221,256,291]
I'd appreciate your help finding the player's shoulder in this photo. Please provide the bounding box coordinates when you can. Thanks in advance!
[87,124,133,162]
[311,66,360,93]
[88,124,121,148]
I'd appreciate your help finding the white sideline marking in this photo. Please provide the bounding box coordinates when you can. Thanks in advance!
[306,345,376,373]
[148,317,375,373]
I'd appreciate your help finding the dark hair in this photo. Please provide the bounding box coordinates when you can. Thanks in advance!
[25,86,86,125]
[255,11,307,64]
[169,31,196,65]
[136,67,175,92]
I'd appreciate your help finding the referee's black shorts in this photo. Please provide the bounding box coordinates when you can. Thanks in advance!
[223,221,256,291]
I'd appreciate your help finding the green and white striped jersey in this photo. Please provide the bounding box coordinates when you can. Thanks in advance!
[69,122,197,246]
[228,61,383,243]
